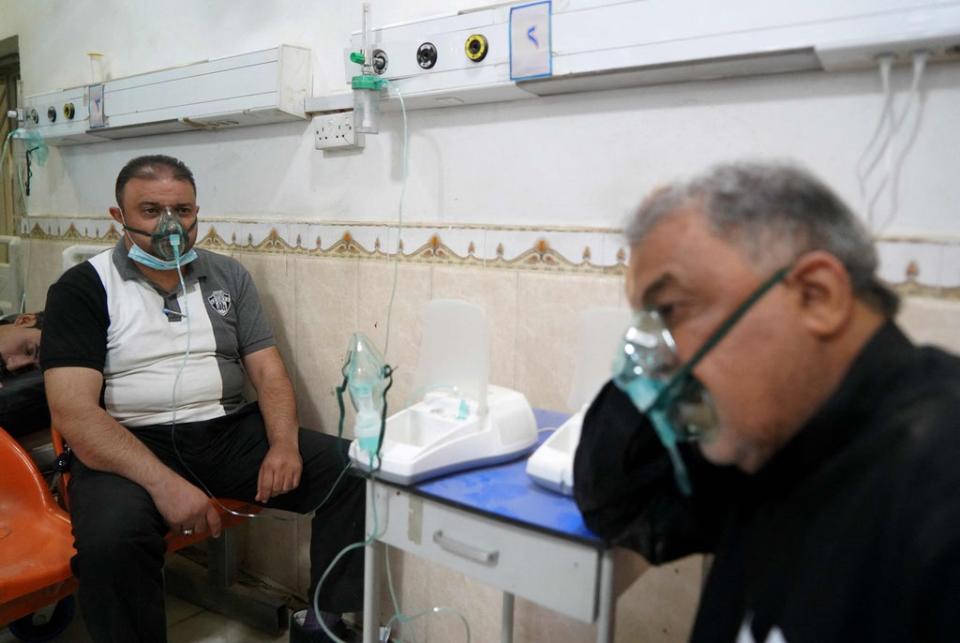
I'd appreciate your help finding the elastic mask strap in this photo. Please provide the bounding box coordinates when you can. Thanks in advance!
[334,372,351,466]
[118,210,147,239]
[123,224,153,238]
[373,365,395,473]
[651,265,791,409]
[336,364,395,473]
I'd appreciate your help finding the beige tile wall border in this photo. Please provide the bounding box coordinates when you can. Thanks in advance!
[19,215,960,296]
[20,218,628,275]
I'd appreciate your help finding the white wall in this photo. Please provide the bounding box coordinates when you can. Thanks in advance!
[6,1,960,238]
[0,1,17,42]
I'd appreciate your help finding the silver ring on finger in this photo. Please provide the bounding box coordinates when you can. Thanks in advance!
[182,528,194,536]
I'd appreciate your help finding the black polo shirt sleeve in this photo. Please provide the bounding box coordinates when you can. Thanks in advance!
[39,262,109,372]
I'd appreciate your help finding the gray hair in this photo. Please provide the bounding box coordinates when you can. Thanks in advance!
[626,161,899,317]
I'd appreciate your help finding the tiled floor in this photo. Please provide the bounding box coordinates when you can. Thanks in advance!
[0,593,290,643]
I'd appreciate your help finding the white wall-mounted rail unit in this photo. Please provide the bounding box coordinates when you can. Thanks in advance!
[22,45,311,145]
[306,0,960,114]
[19,86,103,145]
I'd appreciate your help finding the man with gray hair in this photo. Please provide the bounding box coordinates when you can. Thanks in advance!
[574,162,960,642]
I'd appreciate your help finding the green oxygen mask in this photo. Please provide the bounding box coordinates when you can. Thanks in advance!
[9,128,48,166]
[612,266,790,495]
[338,333,393,459]
[122,206,198,262]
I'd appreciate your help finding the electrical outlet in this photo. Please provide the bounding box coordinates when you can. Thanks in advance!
[314,112,364,150]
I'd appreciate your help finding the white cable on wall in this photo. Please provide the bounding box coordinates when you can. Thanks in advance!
[876,50,928,235]
[857,51,930,235]
[856,55,894,230]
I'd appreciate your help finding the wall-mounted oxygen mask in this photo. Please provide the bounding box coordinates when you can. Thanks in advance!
[122,206,199,271]
[612,266,790,495]
[337,333,393,464]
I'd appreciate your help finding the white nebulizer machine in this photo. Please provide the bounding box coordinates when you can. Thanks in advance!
[347,299,538,484]
[525,307,632,495]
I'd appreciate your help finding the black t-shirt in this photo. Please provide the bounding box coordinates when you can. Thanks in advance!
[574,323,960,642]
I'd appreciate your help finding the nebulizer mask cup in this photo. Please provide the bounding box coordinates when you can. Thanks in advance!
[612,311,718,496]
[612,266,792,496]
[338,333,393,466]
[122,206,199,270]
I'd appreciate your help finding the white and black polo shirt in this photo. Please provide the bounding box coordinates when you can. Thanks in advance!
[40,240,275,428]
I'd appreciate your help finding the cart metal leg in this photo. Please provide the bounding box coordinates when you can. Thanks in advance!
[363,482,381,643]
[501,592,515,643]
[596,550,616,643]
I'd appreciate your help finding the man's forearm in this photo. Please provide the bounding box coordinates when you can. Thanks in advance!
[244,347,301,448]
[56,405,177,496]
[257,372,300,448]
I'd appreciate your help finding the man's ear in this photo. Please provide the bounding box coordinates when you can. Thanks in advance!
[109,206,124,226]
[13,313,36,327]
[789,251,854,339]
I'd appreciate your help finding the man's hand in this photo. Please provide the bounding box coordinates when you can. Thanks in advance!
[150,473,223,538]
[243,347,303,503]
[256,442,303,503]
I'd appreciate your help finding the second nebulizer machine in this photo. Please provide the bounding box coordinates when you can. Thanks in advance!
[345,299,538,484]
[525,307,632,495]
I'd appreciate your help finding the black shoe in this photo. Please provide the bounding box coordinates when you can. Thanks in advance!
[289,609,360,643]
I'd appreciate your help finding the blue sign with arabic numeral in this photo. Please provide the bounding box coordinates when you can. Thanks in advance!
[510,1,552,82]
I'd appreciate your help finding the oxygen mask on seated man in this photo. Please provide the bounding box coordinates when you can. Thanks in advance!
[122,205,199,270]
[612,310,720,496]
[611,266,790,495]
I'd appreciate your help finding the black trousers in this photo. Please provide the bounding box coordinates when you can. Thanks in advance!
[68,403,365,643]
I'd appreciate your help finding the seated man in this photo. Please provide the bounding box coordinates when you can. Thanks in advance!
[40,155,364,643]
[0,312,50,438]
[574,162,960,642]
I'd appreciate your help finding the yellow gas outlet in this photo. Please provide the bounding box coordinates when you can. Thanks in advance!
[464,34,488,62]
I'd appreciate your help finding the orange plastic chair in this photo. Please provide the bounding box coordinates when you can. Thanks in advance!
[0,427,77,628]
[0,427,265,637]
[49,428,261,550]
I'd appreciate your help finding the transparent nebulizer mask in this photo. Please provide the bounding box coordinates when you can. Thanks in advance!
[610,265,791,496]
[151,207,190,261]
[339,333,393,461]
[122,206,197,262]
[612,311,718,496]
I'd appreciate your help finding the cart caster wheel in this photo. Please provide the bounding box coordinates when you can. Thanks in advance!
[7,595,75,642]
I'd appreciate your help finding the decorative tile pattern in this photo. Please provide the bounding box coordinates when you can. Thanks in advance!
[18,215,960,296]
[19,216,626,274]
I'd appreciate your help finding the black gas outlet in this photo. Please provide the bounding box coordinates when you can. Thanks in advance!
[417,42,438,69]
[47,106,57,122]
[372,49,388,75]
